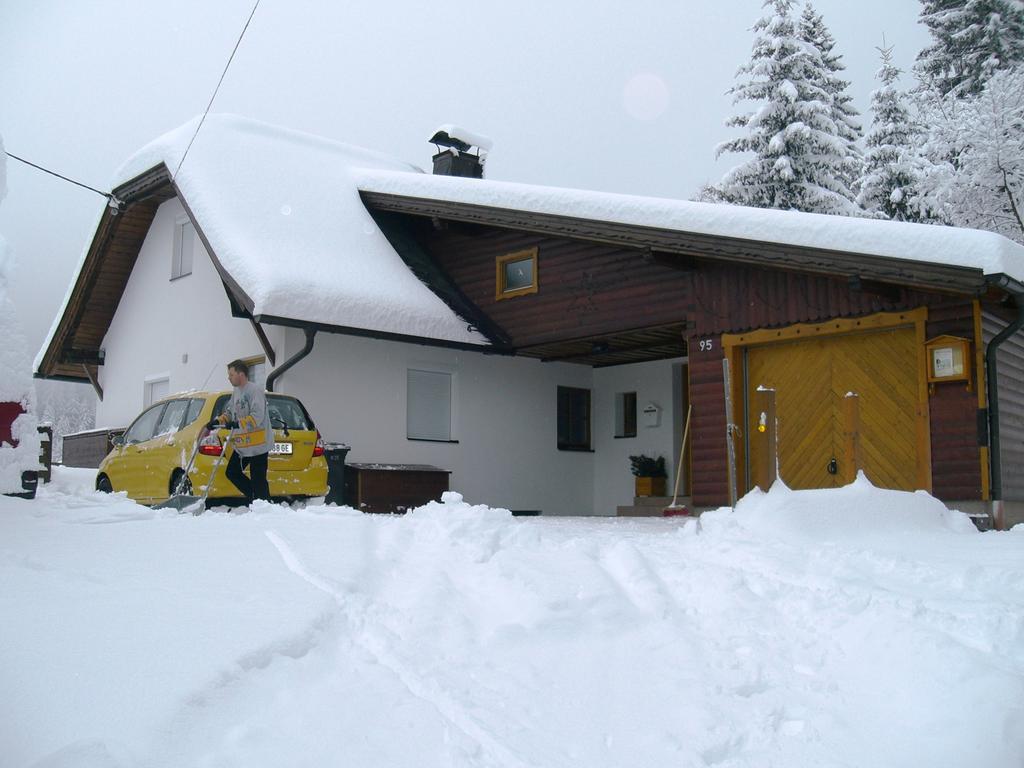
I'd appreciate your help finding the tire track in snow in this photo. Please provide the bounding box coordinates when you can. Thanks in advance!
[265,529,540,768]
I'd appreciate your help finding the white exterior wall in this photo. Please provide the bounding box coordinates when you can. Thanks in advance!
[592,358,686,514]
[273,330,596,516]
[97,198,285,428]
[95,197,686,516]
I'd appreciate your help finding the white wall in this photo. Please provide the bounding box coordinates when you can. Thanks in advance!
[97,198,285,428]
[592,358,685,514]
[273,330,596,516]
[96,197,685,516]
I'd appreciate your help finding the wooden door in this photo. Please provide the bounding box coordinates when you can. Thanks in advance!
[746,327,920,491]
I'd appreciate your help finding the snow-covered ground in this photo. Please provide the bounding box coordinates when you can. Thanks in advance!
[2,468,1022,768]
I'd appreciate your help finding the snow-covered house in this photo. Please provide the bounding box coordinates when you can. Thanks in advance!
[35,115,1024,523]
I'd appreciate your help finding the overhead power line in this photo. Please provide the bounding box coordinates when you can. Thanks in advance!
[173,0,262,180]
[5,0,261,213]
[5,151,123,211]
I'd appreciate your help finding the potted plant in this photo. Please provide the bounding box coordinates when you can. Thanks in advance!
[629,454,667,497]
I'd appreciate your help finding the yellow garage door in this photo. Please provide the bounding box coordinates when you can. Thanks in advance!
[745,326,923,491]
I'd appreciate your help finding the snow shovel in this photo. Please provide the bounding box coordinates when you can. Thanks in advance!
[663,404,692,516]
[154,426,235,514]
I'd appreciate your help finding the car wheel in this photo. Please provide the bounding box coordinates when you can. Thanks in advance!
[97,475,113,493]
[170,469,193,497]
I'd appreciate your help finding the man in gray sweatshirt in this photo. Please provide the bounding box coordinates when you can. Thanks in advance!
[213,359,274,503]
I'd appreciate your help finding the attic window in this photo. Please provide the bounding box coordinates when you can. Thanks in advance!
[172,219,195,280]
[495,247,538,300]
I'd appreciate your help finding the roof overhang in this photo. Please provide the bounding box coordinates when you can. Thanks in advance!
[35,164,260,382]
[359,191,991,297]
[35,165,176,382]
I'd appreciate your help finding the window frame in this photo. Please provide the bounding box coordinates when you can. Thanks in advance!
[154,398,190,438]
[144,376,170,407]
[495,247,539,301]
[124,403,167,445]
[557,385,592,452]
[614,391,638,439]
[171,217,195,280]
[406,368,458,443]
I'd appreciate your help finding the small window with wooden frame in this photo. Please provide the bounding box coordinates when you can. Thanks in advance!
[614,391,637,438]
[557,385,591,451]
[172,218,195,280]
[495,247,538,300]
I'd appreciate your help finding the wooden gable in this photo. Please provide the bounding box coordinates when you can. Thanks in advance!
[36,166,175,383]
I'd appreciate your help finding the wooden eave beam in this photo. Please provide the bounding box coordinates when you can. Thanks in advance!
[367,209,512,346]
[359,192,988,295]
[249,317,277,366]
[254,313,514,355]
[848,276,903,303]
[82,364,103,402]
[62,348,105,366]
[642,249,700,272]
[539,336,686,363]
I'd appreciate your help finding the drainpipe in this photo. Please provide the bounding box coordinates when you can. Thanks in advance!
[984,274,1024,528]
[266,328,317,393]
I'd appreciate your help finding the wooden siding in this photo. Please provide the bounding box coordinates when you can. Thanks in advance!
[401,214,992,506]
[928,304,984,500]
[689,263,943,336]
[983,312,1024,502]
[361,191,988,294]
[416,220,692,349]
[687,340,729,507]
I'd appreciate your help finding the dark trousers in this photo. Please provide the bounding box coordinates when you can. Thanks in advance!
[225,450,270,503]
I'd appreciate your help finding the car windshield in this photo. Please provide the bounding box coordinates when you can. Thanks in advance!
[154,399,190,437]
[212,394,313,431]
[124,404,165,444]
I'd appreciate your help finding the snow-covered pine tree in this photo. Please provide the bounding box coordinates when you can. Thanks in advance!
[798,3,863,192]
[715,0,860,215]
[857,46,928,221]
[914,0,1024,97]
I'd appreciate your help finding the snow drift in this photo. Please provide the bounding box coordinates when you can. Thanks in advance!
[1,470,1022,768]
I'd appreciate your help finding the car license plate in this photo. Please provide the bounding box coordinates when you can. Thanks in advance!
[272,442,293,455]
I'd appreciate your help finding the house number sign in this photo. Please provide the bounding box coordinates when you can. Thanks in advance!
[698,338,715,352]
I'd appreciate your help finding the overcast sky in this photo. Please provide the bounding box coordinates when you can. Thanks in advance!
[0,0,930,352]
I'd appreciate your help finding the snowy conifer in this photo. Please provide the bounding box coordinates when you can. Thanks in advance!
[715,0,860,215]
[857,46,928,221]
[914,0,1024,96]
[799,3,863,190]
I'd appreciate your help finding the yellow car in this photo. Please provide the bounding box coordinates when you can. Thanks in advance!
[96,391,328,506]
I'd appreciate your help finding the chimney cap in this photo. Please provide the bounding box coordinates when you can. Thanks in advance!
[429,124,493,154]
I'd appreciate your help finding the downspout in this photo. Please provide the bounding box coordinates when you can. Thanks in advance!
[266,328,317,393]
[984,273,1024,527]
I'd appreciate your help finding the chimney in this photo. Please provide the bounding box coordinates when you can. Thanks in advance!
[429,125,492,179]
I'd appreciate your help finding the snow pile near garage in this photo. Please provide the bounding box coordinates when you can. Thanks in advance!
[2,471,1022,768]
[709,472,979,541]
[0,132,41,494]
[356,168,1024,283]
[110,114,486,346]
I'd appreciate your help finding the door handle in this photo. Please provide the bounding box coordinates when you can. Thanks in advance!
[827,457,838,475]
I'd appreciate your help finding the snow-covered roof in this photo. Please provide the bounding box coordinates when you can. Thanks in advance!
[112,114,487,346]
[429,124,493,153]
[354,170,1024,285]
